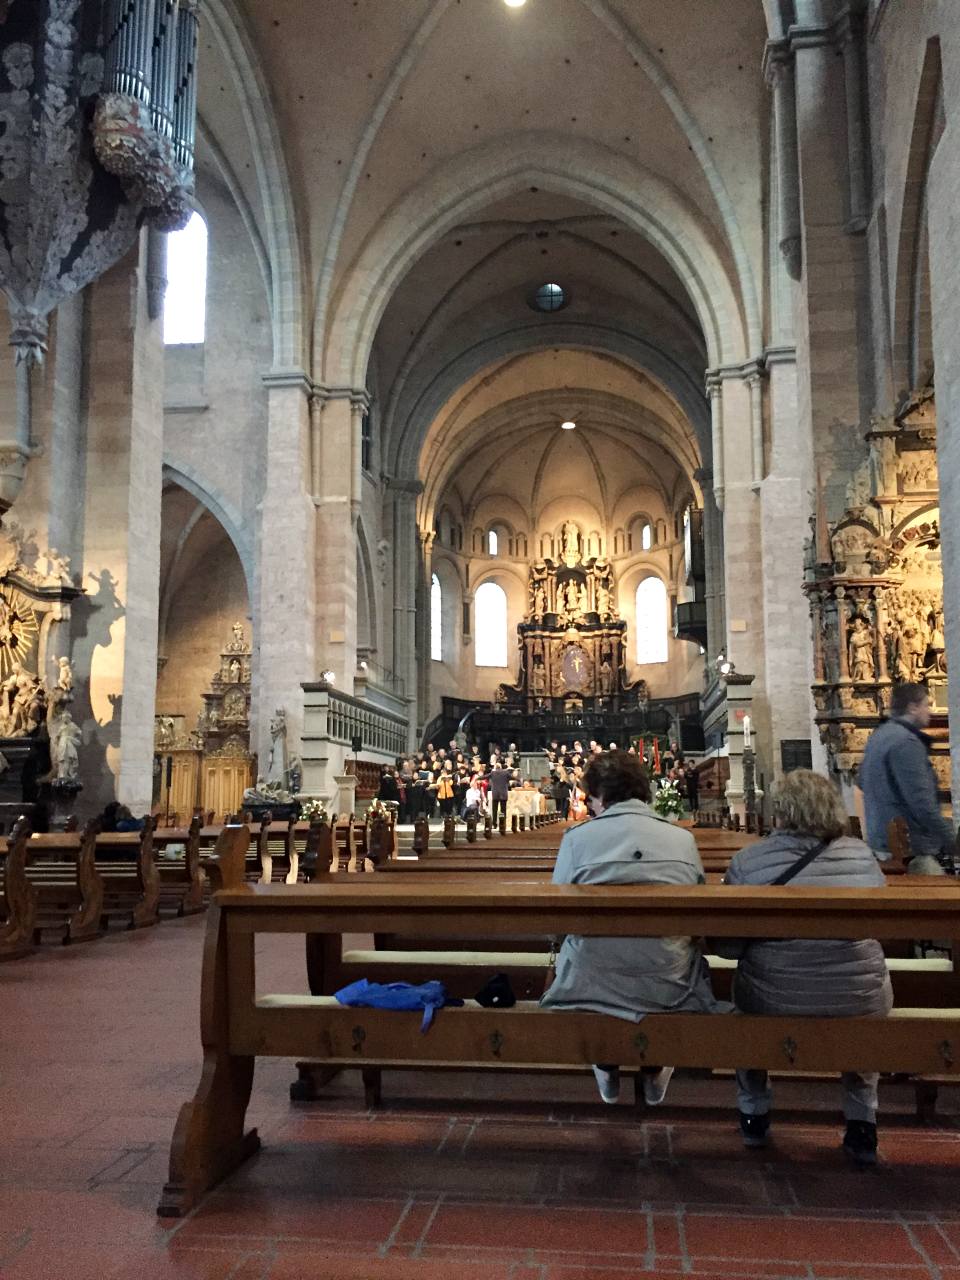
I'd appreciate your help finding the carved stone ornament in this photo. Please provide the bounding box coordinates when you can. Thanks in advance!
[805,383,947,796]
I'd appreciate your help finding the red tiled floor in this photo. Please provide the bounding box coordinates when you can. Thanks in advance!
[7,912,960,1280]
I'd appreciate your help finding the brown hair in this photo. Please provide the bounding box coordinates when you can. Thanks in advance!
[583,751,651,807]
[773,769,846,842]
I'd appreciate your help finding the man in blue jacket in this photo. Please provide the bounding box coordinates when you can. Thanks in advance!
[859,682,953,869]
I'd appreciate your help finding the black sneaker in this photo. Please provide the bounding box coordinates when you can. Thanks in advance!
[842,1120,878,1166]
[738,1111,770,1148]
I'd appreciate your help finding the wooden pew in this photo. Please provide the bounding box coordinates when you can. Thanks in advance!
[27,821,104,944]
[160,869,960,1218]
[153,816,205,915]
[0,821,36,959]
[94,815,161,929]
[257,819,300,885]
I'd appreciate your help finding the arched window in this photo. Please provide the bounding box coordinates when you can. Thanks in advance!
[641,523,653,551]
[635,576,668,664]
[475,581,508,667]
[164,211,208,344]
[487,529,498,556]
[431,573,442,662]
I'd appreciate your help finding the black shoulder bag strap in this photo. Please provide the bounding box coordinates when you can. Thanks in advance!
[771,839,829,886]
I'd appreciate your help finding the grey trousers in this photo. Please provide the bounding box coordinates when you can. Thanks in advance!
[736,1068,879,1124]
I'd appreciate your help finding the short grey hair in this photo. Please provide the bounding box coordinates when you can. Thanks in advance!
[772,769,847,842]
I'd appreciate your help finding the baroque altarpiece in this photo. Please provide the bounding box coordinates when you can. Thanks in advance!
[497,521,641,712]
[805,384,948,794]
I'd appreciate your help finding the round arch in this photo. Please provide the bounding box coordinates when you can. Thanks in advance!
[321,133,751,387]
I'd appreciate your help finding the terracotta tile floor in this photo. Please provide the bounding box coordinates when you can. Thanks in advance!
[4,915,960,1279]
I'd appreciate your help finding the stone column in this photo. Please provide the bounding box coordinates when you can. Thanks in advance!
[696,468,725,662]
[786,20,872,517]
[259,370,315,767]
[388,478,421,748]
[314,392,361,690]
[78,235,164,813]
[417,530,435,737]
[760,346,819,778]
[927,100,960,811]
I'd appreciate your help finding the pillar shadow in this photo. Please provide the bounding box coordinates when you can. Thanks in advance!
[70,568,125,815]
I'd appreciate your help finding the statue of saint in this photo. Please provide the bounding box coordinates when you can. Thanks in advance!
[599,658,614,696]
[561,521,580,561]
[848,617,876,683]
[226,621,247,653]
[532,583,547,619]
[50,709,82,784]
[228,656,242,683]
[564,579,581,619]
[530,660,546,698]
[578,582,590,616]
[53,655,73,693]
[596,582,612,619]
[266,708,288,783]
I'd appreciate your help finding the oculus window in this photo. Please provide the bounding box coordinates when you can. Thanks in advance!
[431,574,442,661]
[530,281,567,313]
[475,581,508,667]
[635,576,668,664]
[164,211,208,344]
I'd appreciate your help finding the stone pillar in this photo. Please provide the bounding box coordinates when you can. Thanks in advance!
[785,19,872,517]
[417,530,435,737]
[314,392,361,690]
[926,103,960,811]
[388,478,421,747]
[259,370,315,767]
[760,346,819,779]
[696,468,725,662]
[716,375,764,678]
[77,235,164,813]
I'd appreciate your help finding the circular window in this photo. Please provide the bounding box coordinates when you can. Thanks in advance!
[530,282,567,313]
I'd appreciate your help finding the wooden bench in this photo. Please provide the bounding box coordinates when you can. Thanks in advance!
[27,822,104,944]
[160,863,960,1218]
[95,816,161,929]
[0,822,36,959]
[153,816,205,915]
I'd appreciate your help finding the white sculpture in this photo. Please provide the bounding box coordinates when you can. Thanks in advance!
[266,707,288,784]
[52,655,73,693]
[50,709,82,784]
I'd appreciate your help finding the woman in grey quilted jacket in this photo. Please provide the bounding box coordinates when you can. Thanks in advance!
[724,769,891,1165]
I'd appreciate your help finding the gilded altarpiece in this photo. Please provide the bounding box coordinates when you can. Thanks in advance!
[805,385,949,794]
[497,523,635,712]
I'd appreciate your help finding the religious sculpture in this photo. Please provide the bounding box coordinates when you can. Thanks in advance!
[266,708,288,784]
[561,521,580,564]
[806,381,947,785]
[52,655,73,693]
[532,582,547,620]
[848,617,875,683]
[49,708,81,785]
[226,621,248,653]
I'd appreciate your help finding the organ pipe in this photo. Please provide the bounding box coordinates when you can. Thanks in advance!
[103,0,159,104]
[150,0,179,142]
[173,1,200,172]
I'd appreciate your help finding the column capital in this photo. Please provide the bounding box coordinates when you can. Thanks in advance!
[262,367,311,395]
[705,357,767,387]
[763,343,797,368]
[312,382,371,412]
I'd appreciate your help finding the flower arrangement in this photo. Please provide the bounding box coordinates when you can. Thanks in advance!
[300,798,328,823]
[652,781,685,820]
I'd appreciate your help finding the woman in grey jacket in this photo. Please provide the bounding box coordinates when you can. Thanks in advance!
[725,769,892,1165]
[541,751,721,1106]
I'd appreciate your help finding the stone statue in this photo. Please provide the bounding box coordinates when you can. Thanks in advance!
[599,657,614,696]
[845,463,872,510]
[242,776,293,806]
[266,707,288,783]
[596,581,612,619]
[532,583,547,619]
[561,521,580,561]
[52,655,73,693]
[228,656,242,683]
[43,547,73,587]
[578,582,590,615]
[530,659,546,698]
[226,621,247,653]
[848,616,876,683]
[564,579,581,620]
[49,709,81,784]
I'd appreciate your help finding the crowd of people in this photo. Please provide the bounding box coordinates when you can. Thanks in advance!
[377,735,702,825]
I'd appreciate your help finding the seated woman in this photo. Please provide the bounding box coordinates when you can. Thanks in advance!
[724,769,891,1165]
[541,751,720,1105]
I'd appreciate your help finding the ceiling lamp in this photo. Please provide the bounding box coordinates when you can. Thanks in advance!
[561,420,576,430]
[504,0,527,7]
